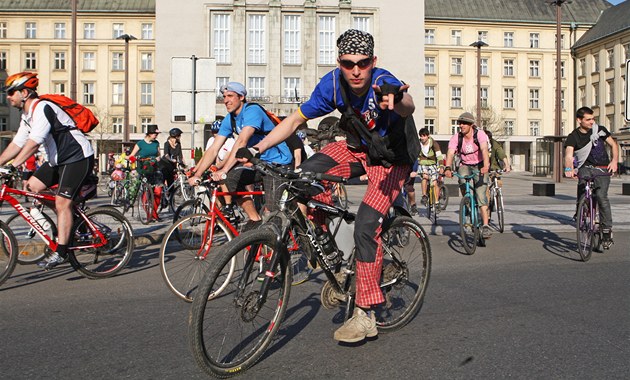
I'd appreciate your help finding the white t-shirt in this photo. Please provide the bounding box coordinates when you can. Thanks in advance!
[205,136,236,162]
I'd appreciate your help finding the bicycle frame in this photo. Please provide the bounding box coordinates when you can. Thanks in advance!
[454,172,480,228]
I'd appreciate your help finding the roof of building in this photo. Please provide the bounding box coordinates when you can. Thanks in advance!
[573,1,630,48]
[425,0,611,25]
[0,0,155,13]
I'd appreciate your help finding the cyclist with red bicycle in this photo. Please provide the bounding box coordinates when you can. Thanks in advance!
[0,72,94,269]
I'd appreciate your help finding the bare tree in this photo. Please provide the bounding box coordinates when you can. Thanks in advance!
[469,105,506,140]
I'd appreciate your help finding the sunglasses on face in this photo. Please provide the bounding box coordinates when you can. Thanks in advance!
[458,121,473,126]
[6,89,16,96]
[338,57,373,70]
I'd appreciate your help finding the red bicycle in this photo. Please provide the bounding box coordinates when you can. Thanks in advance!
[0,168,134,284]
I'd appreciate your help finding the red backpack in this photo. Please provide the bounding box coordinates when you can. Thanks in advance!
[38,94,100,134]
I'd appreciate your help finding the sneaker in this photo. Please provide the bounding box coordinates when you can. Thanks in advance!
[241,219,262,232]
[602,229,614,250]
[409,204,418,216]
[37,252,65,270]
[482,225,492,239]
[420,195,428,206]
[333,308,378,343]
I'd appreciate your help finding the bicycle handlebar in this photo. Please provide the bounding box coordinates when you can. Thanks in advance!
[250,157,347,184]
[577,172,612,182]
[452,170,480,180]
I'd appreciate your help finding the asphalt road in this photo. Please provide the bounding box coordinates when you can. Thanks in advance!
[1,173,629,379]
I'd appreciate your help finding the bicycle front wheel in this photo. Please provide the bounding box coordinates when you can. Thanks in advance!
[377,216,431,332]
[173,198,210,223]
[67,207,135,279]
[0,220,19,287]
[6,211,57,264]
[332,183,348,209]
[189,228,291,378]
[495,189,505,233]
[438,183,449,211]
[576,196,594,262]
[160,213,234,302]
[137,183,154,225]
[459,197,478,255]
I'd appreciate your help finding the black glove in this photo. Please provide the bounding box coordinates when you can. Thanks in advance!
[235,147,260,161]
[376,82,404,104]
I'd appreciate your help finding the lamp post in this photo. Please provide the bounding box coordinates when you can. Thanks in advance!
[116,34,137,143]
[70,0,77,100]
[551,0,569,183]
[470,33,488,127]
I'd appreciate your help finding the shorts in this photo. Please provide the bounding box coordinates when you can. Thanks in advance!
[418,164,439,181]
[21,171,34,181]
[33,156,95,200]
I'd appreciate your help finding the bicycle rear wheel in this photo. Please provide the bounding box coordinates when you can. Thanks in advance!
[137,182,153,224]
[377,216,431,332]
[189,228,291,378]
[0,220,19,287]
[160,213,235,302]
[576,197,594,262]
[67,207,135,279]
[495,189,505,233]
[6,211,57,264]
[459,197,478,255]
[169,181,194,213]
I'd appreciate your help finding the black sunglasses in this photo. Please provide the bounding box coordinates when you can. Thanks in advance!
[458,121,473,126]
[338,57,373,70]
[6,89,16,96]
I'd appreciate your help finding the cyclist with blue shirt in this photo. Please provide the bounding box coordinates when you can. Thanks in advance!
[190,82,292,231]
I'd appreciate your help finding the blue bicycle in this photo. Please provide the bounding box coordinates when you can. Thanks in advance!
[453,171,486,255]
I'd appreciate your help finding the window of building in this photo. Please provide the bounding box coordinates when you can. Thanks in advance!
[216,77,229,98]
[424,86,435,107]
[112,23,124,39]
[503,59,514,76]
[112,52,124,71]
[112,83,123,105]
[25,22,36,39]
[248,14,266,64]
[480,58,488,76]
[248,77,265,98]
[54,52,66,70]
[529,89,540,109]
[579,86,586,106]
[607,48,614,69]
[0,51,7,70]
[112,117,123,134]
[283,77,300,102]
[607,80,614,104]
[555,60,566,78]
[141,52,153,71]
[529,60,540,77]
[593,82,599,105]
[425,57,435,74]
[555,34,565,49]
[25,52,36,70]
[451,57,462,75]
[425,29,435,44]
[0,117,7,131]
[83,82,95,105]
[593,54,599,72]
[625,43,630,60]
[503,88,514,109]
[213,14,231,64]
[0,22,6,39]
[478,31,488,43]
[579,58,586,76]
[83,51,95,71]
[451,30,461,45]
[530,33,539,48]
[53,82,66,95]
[284,15,301,65]
[504,120,514,135]
[318,16,335,65]
[451,120,459,134]
[140,83,153,105]
[141,117,152,134]
[451,86,462,108]
[480,87,489,107]
[424,119,435,134]
[561,89,566,110]
[529,121,540,136]
[504,32,514,47]
[142,23,153,40]
[54,22,66,39]
[83,23,95,39]
[353,16,371,33]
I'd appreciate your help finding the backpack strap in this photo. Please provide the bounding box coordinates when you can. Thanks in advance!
[338,76,373,143]
[229,103,269,137]
[457,128,479,156]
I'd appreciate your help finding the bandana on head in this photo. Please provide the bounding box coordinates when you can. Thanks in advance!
[337,29,374,57]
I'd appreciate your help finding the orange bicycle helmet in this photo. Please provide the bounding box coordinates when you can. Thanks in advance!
[4,72,39,93]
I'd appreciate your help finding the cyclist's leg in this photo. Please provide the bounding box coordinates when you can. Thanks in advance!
[225,165,261,223]
[473,171,490,231]
[593,170,613,246]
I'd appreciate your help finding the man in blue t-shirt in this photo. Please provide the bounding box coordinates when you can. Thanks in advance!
[239,29,416,343]
[190,82,292,230]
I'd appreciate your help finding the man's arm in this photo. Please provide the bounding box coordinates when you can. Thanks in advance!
[191,135,226,178]
[293,148,302,168]
[11,140,41,168]
[214,127,255,180]
[442,148,456,178]
[564,145,575,178]
[255,111,307,154]
[0,142,24,166]
[606,135,618,173]
[480,141,490,174]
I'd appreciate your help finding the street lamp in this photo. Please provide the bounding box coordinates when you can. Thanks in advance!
[116,33,137,143]
[470,33,488,127]
[551,0,570,183]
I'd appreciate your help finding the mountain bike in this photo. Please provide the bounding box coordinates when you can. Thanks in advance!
[188,159,431,377]
[453,170,485,255]
[0,168,135,281]
[575,171,612,261]
[487,170,505,233]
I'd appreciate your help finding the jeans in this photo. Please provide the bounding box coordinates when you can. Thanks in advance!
[577,166,612,230]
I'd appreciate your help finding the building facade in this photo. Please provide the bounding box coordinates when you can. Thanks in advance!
[424,0,611,172]
[0,0,156,160]
[155,0,424,158]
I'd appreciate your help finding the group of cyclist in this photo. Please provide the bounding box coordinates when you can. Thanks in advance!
[0,28,619,345]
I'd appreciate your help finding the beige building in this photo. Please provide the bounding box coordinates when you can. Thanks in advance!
[0,0,155,160]
[155,0,424,157]
[424,0,610,173]
[572,0,630,170]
